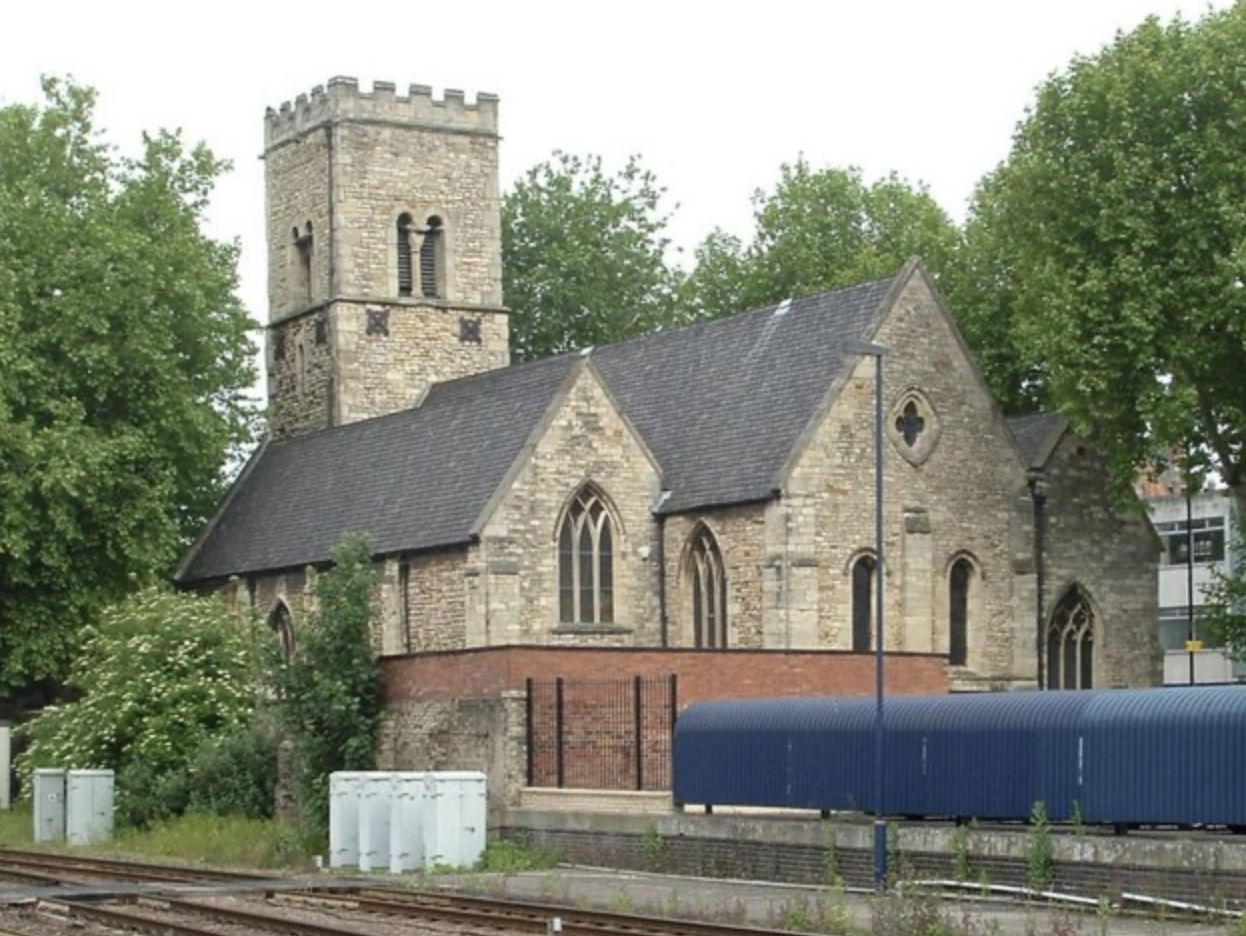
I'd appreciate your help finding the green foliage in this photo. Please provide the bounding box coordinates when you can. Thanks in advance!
[0,803,32,846]
[104,813,316,869]
[952,823,973,883]
[640,820,669,872]
[1027,801,1054,892]
[1205,537,1246,660]
[15,587,260,820]
[503,152,683,361]
[184,723,279,821]
[0,78,257,696]
[477,834,559,872]
[274,534,381,835]
[682,161,959,322]
[954,6,1246,507]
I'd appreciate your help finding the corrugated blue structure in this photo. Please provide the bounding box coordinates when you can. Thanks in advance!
[673,687,1246,827]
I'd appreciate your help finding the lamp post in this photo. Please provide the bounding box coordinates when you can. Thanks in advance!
[849,339,889,890]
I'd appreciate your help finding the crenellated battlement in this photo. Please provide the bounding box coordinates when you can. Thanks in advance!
[264,77,499,151]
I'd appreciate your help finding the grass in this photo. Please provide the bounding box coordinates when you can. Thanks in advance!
[0,805,33,846]
[0,804,317,871]
[475,835,559,873]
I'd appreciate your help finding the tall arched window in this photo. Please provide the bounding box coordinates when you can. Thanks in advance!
[420,215,444,298]
[1047,586,1094,689]
[687,525,727,649]
[396,213,414,297]
[269,600,296,664]
[558,486,615,625]
[949,558,973,666]
[852,555,876,652]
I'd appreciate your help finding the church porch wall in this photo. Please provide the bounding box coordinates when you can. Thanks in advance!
[662,505,768,649]
[479,367,663,646]
[785,275,1031,686]
[1041,434,1161,687]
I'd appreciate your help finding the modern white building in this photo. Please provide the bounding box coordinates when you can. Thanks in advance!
[1148,488,1243,684]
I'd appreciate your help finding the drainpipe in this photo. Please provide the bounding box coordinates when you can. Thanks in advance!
[1030,476,1048,689]
[654,492,671,648]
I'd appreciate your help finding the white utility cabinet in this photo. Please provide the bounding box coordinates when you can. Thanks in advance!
[33,768,66,843]
[0,722,10,811]
[422,771,487,869]
[328,772,369,869]
[66,769,114,846]
[389,772,429,873]
[357,773,394,873]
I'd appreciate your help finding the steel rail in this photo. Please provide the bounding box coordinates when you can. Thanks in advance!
[285,886,799,936]
[0,848,272,883]
[60,896,387,936]
[41,899,247,936]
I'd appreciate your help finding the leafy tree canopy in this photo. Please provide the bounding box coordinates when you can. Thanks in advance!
[955,7,1246,513]
[0,79,257,695]
[682,161,959,322]
[503,152,683,361]
[15,587,261,822]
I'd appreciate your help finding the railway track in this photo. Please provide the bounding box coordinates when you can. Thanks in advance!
[0,848,796,936]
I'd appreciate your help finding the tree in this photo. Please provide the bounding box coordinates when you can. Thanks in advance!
[954,7,1246,513]
[503,152,682,360]
[682,162,959,322]
[274,535,380,835]
[0,79,256,695]
[15,587,262,824]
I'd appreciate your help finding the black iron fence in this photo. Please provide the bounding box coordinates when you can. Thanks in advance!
[526,674,677,791]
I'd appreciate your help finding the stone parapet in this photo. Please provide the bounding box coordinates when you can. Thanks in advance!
[265,77,498,151]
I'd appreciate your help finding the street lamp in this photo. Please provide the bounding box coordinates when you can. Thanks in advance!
[848,339,889,890]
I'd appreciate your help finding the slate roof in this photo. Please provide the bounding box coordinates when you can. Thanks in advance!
[1007,413,1067,470]
[178,274,900,584]
[178,354,575,583]
[596,278,897,513]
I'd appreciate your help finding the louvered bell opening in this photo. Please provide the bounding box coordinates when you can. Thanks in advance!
[421,216,442,298]
[397,214,414,297]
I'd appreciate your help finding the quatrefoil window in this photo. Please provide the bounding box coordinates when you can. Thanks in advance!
[887,390,941,466]
[896,401,926,447]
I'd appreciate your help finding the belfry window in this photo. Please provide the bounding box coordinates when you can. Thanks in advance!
[687,525,727,649]
[1047,586,1094,689]
[558,486,615,625]
[293,222,313,306]
[949,558,973,666]
[852,555,876,652]
[397,213,414,297]
[420,215,444,299]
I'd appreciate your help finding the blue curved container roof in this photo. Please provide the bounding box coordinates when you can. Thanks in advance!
[1080,685,1246,825]
[674,692,1096,819]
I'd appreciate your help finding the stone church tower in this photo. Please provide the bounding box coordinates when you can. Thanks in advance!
[263,78,509,439]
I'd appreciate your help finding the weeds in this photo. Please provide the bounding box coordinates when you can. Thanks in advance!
[478,834,558,873]
[1027,801,1054,892]
[952,823,972,883]
[640,821,668,872]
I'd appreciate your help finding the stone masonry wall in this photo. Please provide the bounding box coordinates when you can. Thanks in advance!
[478,363,664,647]
[1042,433,1162,687]
[332,301,508,427]
[662,505,770,649]
[785,273,1036,689]
[263,79,506,440]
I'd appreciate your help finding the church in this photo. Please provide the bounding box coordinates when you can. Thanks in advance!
[177,78,1159,798]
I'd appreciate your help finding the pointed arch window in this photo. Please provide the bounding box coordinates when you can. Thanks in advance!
[949,558,973,666]
[1047,586,1094,689]
[420,215,444,299]
[397,213,414,297]
[852,555,876,652]
[269,601,296,664]
[687,525,727,649]
[558,486,615,625]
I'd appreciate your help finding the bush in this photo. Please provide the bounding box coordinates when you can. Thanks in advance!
[185,723,278,820]
[16,587,261,825]
[274,535,380,836]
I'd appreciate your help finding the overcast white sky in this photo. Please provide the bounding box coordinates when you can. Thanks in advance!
[2,0,1228,333]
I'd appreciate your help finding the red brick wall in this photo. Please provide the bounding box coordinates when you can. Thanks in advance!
[380,647,947,706]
